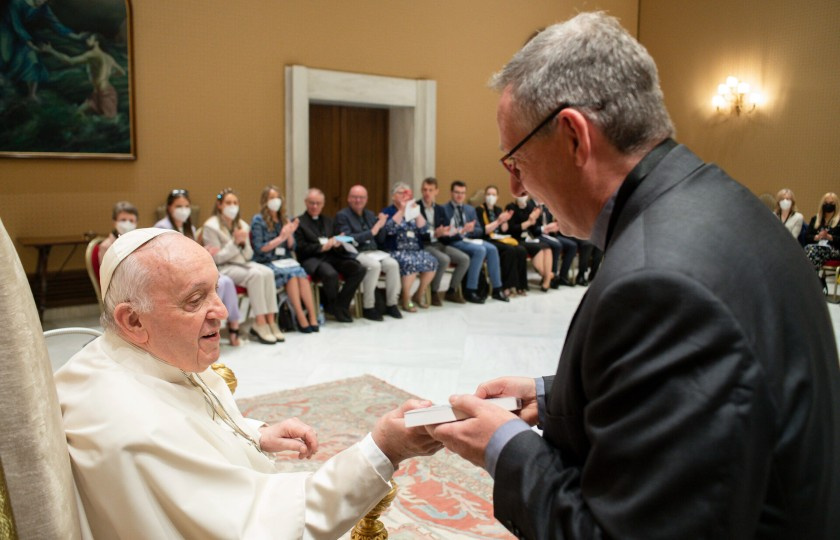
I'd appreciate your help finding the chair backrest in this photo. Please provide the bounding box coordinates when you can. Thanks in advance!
[0,219,83,538]
[84,236,105,311]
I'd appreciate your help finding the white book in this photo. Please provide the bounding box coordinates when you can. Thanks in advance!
[403,396,522,428]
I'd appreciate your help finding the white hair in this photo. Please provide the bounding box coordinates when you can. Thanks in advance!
[490,11,674,154]
[100,242,157,331]
[391,182,412,195]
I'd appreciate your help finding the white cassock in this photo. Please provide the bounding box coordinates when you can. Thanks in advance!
[54,331,393,539]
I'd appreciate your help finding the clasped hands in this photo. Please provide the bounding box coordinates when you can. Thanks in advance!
[258,379,538,470]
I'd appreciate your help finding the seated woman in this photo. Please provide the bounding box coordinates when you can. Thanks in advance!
[382,183,438,311]
[475,185,529,296]
[251,185,319,333]
[203,188,281,345]
[155,189,243,346]
[505,195,558,291]
[774,188,804,240]
[804,192,840,275]
[98,201,138,266]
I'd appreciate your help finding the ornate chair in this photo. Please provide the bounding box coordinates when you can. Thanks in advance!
[0,218,85,539]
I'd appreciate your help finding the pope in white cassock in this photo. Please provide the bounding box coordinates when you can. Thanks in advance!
[54,228,443,539]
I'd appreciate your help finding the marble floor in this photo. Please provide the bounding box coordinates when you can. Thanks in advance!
[44,278,840,405]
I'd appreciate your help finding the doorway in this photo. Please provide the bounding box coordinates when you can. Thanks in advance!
[309,104,389,217]
[284,66,437,217]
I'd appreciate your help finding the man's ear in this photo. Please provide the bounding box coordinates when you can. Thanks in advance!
[113,302,149,345]
[558,109,592,167]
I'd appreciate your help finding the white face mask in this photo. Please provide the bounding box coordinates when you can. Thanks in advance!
[115,220,136,235]
[173,206,191,223]
[516,196,529,206]
[222,205,239,220]
[485,194,498,207]
[779,199,792,211]
[266,198,282,212]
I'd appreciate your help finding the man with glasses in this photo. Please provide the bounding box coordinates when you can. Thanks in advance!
[440,180,508,303]
[335,184,402,320]
[429,12,839,539]
[294,188,365,323]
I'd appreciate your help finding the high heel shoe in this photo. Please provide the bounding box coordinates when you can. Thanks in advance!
[298,325,314,334]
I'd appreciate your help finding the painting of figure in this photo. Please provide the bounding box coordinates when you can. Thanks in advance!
[0,0,134,158]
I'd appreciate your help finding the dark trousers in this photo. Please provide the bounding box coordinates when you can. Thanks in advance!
[577,241,603,279]
[491,240,528,290]
[542,235,578,278]
[314,256,365,312]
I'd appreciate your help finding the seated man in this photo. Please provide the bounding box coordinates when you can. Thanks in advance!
[295,188,366,323]
[440,180,507,303]
[335,184,402,321]
[54,228,442,539]
[417,177,470,305]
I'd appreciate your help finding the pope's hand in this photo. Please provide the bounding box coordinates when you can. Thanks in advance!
[259,417,319,459]
[426,394,517,468]
[372,399,444,468]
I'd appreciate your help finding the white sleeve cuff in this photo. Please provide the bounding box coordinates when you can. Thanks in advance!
[359,432,395,481]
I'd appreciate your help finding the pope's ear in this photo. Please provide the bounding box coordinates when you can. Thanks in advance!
[113,302,148,344]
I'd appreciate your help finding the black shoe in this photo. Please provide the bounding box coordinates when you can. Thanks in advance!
[311,324,320,332]
[575,275,588,286]
[554,276,574,287]
[363,307,384,321]
[334,307,354,323]
[384,305,403,319]
[299,324,314,334]
[491,289,509,302]
[464,289,485,304]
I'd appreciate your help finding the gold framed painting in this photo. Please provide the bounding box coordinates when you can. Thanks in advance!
[0,0,135,159]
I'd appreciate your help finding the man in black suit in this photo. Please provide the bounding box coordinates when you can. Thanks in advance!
[294,188,364,323]
[429,12,840,539]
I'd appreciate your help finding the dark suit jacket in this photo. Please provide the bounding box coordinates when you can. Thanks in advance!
[416,199,449,244]
[440,201,483,244]
[493,144,840,539]
[334,207,386,251]
[293,212,355,275]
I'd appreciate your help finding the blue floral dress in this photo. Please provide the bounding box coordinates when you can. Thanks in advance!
[250,214,309,287]
[383,210,438,276]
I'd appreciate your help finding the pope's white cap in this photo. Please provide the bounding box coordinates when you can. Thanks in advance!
[100,228,179,299]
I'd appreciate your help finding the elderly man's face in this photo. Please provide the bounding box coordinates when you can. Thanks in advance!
[348,186,368,214]
[305,192,324,217]
[135,236,227,372]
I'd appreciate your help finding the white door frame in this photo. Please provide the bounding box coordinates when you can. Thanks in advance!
[284,65,436,216]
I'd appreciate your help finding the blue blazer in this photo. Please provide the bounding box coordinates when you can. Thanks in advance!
[440,201,484,244]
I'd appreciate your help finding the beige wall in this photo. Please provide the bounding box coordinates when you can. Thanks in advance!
[640,0,840,220]
[1,0,638,272]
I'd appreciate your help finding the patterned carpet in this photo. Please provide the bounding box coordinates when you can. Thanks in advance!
[236,374,514,539]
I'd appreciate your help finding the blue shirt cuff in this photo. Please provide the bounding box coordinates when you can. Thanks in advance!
[485,418,530,479]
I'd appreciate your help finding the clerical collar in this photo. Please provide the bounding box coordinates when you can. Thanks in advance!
[588,191,616,251]
[603,138,677,252]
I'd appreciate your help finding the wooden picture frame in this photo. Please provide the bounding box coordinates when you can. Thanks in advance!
[0,0,135,159]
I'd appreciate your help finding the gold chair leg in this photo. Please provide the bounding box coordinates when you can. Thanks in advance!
[351,480,397,540]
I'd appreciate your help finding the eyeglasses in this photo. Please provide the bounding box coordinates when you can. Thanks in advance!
[499,102,601,179]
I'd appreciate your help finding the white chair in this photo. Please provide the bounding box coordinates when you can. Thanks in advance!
[44,328,102,372]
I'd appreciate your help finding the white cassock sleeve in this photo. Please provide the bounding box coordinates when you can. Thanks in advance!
[55,333,393,539]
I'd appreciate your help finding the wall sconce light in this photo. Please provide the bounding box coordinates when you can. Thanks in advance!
[712,76,763,115]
